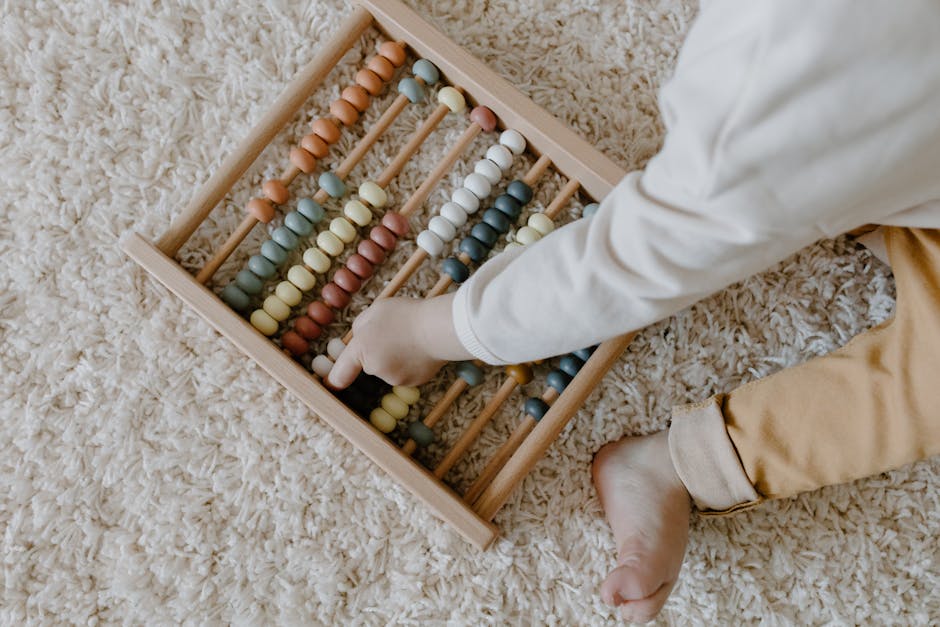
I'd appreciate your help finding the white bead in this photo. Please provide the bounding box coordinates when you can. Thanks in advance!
[527,213,555,236]
[312,355,334,377]
[428,216,457,242]
[515,225,542,246]
[486,144,513,171]
[499,129,526,155]
[462,173,492,200]
[416,230,444,256]
[474,159,502,185]
[503,242,524,253]
[451,188,480,214]
[439,201,468,227]
[327,338,346,360]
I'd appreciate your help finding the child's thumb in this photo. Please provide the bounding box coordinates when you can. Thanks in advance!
[325,340,362,390]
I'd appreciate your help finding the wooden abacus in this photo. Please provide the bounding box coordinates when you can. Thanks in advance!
[122,0,635,549]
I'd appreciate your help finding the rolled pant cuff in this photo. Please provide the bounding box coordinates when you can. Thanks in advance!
[668,394,761,514]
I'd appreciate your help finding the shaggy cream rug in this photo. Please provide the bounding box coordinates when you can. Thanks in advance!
[2,0,938,623]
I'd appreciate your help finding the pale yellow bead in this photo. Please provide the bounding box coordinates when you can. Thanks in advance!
[515,225,542,246]
[370,408,397,433]
[358,181,388,208]
[263,295,291,321]
[287,265,316,292]
[330,217,357,243]
[317,231,344,257]
[343,199,372,226]
[527,213,555,236]
[303,247,331,273]
[275,280,303,306]
[437,86,466,113]
[392,385,420,405]
[250,309,279,336]
[381,393,410,419]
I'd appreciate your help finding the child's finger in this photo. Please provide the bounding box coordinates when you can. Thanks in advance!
[325,340,363,390]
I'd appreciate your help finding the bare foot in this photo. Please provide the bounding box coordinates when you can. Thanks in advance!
[592,431,691,623]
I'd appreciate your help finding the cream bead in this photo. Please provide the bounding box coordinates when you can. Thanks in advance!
[486,144,513,171]
[263,295,291,321]
[392,385,420,405]
[317,231,344,257]
[326,338,346,360]
[503,242,524,253]
[343,199,372,227]
[474,159,502,185]
[370,408,397,433]
[275,281,303,306]
[303,247,331,273]
[499,129,526,155]
[527,213,555,236]
[515,225,542,246]
[439,201,468,227]
[451,187,480,214]
[358,181,388,208]
[250,309,279,336]
[312,355,334,378]
[330,217,357,243]
[416,230,444,256]
[462,172,492,199]
[381,393,410,419]
[287,265,316,291]
[437,86,466,113]
[428,215,457,242]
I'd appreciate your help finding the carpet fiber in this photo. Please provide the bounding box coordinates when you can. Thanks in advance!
[2,0,938,623]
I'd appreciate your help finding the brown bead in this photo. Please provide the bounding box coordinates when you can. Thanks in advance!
[321,283,351,309]
[469,106,498,133]
[345,254,374,279]
[330,98,359,126]
[355,68,384,96]
[341,85,370,112]
[367,56,395,81]
[369,224,397,251]
[311,118,340,144]
[294,316,322,340]
[333,267,362,294]
[262,179,289,204]
[289,147,317,174]
[381,211,409,236]
[379,41,407,67]
[307,301,335,326]
[281,331,309,357]
[301,133,330,158]
[357,239,386,265]
[505,364,534,385]
[247,198,275,223]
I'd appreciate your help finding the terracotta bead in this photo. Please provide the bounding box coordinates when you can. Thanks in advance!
[341,85,370,112]
[367,55,395,81]
[321,282,351,309]
[381,211,409,236]
[281,331,309,357]
[357,239,386,265]
[369,224,398,251]
[345,253,374,279]
[289,147,317,174]
[263,179,289,204]
[355,68,384,96]
[310,118,340,144]
[333,267,362,294]
[294,316,322,340]
[247,197,275,223]
[330,98,359,126]
[307,301,335,326]
[379,41,407,67]
[469,106,497,133]
[301,133,330,158]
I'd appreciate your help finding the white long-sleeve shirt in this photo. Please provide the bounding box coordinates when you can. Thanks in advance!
[453,0,940,365]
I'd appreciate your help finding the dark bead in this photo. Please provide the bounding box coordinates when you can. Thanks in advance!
[546,370,573,393]
[459,237,489,263]
[524,397,550,421]
[507,180,533,204]
[442,257,470,283]
[573,346,598,362]
[482,208,511,234]
[407,421,435,447]
[493,194,522,220]
[470,222,499,247]
[559,355,585,377]
[455,361,484,386]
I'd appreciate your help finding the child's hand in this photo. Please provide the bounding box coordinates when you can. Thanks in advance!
[327,293,472,389]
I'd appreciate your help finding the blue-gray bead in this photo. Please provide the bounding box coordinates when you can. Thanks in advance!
[493,194,522,220]
[507,180,533,204]
[582,203,600,219]
[407,421,435,447]
[260,240,288,266]
[297,198,325,224]
[398,77,426,103]
[247,255,276,279]
[220,284,250,311]
[482,208,511,234]
[459,237,488,263]
[412,59,440,85]
[442,257,470,283]
[272,226,299,251]
[319,171,346,198]
[470,222,499,247]
[573,346,597,362]
[455,361,484,386]
[546,370,573,393]
[524,397,550,422]
[559,355,585,378]
[235,269,264,295]
[284,211,313,237]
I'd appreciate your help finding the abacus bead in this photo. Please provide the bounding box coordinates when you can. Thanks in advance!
[393,385,420,405]
[408,421,435,447]
[546,369,573,392]
[311,118,341,144]
[528,213,555,236]
[515,225,541,246]
[341,84,370,112]
[367,55,395,81]
[294,316,322,340]
[250,309,279,336]
[248,255,276,279]
[440,202,468,227]
[437,86,466,113]
[312,355,334,378]
[272,226,299,251]
[329,217,357,243]
[506,363,534,385]
[469,106,497,133]
[379,41,407,67]
[524,397,550,421]
[470,222,499,247]
[503,242,523,253]
[221,284,250,311]
[416,230,444,256]
[281,331,309,357]
[317,231,344,257]
[412,59,440,85]
[301,133,330,158]
[263,179,289,204]
[235,269,264,295]
[287,265,317,291]
[486,144,513,171]
[442,257,470,283]
[307,301,335,326]
[397,77,426,104]
[355,68,384,95]
[346,254,374,279]
[494,194,522,219]
[318,171,346,198]
[573,346,598,361]
[370,408,397,433]
[381,394,410,419]
[428,215,457,241]
[370,225,398,251]
[359,181,388,208]
[247,198,275,223]
[459,237,488,263]
[327,338,347,360]
[289,147,317,174]
[330,98,359,126]
[582,202,600,219]
[358,239,387,264]
[321,282,351,309]
[475,159,502,185]
[343,200,372,227]
[260,240,288,265]
[507,180,533,204]
[303,247,331,274]
[275,281,303,306]
[462,173,492,199]
[500,129,526,155]
[455,361,484,386]
[452,187,480,214]
[333,267,362,293]
[559,355,585,377]
[381,211,409,236]
[263,295,291,321]
[482,208,511,234]
[284,211,314,237]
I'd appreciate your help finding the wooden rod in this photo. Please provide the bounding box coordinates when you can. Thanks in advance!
[401,377,469,455]
[156,6,373,257]
[399,122,482,217]
[376,248,428,300]
[376,103,450,188]
[195,214,258,283]
[523,154,552,186]
[543,177,581,220]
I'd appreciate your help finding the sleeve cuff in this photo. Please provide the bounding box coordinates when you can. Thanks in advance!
[451,282,510,365]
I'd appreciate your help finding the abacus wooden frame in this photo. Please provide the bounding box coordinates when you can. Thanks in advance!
[122,0,631,550]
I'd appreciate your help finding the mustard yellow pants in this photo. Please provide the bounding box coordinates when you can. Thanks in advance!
[668,227,940,513]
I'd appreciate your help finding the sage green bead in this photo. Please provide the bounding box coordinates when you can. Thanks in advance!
[412,59,440,85]
[221,284,250,311]
[455,361,483,386]
[272,226,299,251]
[319,171,346,198]
[235,269,264,295]
[260,240,288,265]
[582,203,600,219]
[297,198,325,224]
[284,211,313,237]
[248,255,276,279]
[408,421,435,447]
[398,77,426,104]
